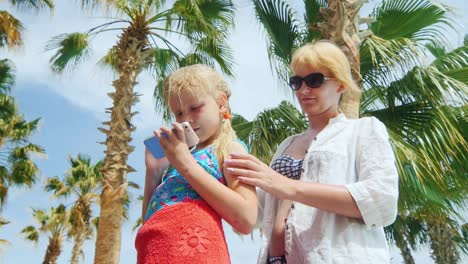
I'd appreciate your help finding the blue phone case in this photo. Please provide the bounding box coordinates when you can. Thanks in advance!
[144,136,166,159]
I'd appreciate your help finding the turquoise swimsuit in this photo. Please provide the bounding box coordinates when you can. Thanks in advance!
[144,142,247,221]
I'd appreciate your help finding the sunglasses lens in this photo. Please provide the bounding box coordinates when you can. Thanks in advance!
[304,73,325,88]
[289,77,302,90]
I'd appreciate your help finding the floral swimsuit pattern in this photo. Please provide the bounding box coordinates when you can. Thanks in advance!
[144,145,225,221]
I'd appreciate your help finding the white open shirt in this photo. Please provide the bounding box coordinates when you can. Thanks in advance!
[257,114,399,264]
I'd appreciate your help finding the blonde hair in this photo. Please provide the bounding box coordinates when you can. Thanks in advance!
[162,64,237,161]
[290,40,359,93]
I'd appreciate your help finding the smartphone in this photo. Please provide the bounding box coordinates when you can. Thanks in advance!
[144,122,200,159]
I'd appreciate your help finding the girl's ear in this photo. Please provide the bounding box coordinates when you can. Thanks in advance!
[217,94,228,113]
[337,84,346,94]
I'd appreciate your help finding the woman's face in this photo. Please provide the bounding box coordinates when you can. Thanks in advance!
[293,66,343,118]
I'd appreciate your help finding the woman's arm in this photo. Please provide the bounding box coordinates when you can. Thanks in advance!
[225,118,399,226]
[225,153,362,219]
[290,181,362,219]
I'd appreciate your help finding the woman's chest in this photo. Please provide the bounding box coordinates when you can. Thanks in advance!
[301,128,358,184]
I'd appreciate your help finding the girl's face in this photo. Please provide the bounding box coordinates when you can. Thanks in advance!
[293,65,343,118]
[169,89,225,148]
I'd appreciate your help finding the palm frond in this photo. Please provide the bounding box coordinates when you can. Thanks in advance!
[392,65,466,105]
[368,105,467,212]
[361,35,426,89]
[44,177,69,198]
[425,42,447,58]
[9,0,54,10]
[21,225,39,243]
[172,0,234,39]
[0,11,25,49]
[370,0,453,46]
[0,59,15,94]
[303,0,327,42]
[46,33,91,74]
[79,0,121,11]
[146,47,180,77]
[97,45,120,73]
[192,36,234,76]
[430,44,468,86]
[252,0,300,83]
[232,101,307,163]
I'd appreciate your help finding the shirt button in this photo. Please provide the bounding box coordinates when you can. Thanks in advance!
[285,252,289,256]
[291,204,295,209]
[314,136,317,141]
[286,224,289,230]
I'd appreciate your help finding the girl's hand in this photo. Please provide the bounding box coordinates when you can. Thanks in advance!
[155,123,194,172]
[225,153,295,200]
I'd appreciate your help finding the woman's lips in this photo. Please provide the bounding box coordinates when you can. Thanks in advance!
[300,97,316,102]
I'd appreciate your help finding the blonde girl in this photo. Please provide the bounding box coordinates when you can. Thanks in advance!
[136,64,257,264]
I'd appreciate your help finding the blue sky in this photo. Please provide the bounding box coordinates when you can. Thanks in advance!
[0,0,467,263]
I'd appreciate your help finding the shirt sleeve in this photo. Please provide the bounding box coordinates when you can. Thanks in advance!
[345,117,399,228]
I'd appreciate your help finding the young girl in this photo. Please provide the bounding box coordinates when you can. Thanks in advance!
[135,64,257,264]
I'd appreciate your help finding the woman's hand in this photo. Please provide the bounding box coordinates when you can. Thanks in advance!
[155,123,194,173]
[225,153,296,200]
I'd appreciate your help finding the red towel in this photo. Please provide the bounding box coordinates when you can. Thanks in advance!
[135,200,231,264]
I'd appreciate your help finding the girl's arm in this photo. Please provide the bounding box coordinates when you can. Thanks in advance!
[141,148,168,221]
[157,124,257,234]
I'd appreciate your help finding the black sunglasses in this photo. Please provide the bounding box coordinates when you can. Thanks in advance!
[289,73,330,90]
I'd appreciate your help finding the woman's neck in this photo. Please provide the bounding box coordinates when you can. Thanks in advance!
[307,108,340,132]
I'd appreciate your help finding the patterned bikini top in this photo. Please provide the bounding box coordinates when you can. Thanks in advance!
[145,141,248,221]
[270,155,304,180]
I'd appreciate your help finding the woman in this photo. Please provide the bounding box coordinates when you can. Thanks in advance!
[225,41,399,263]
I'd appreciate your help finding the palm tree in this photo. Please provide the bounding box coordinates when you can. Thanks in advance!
[241,0,467,261]
[44,154,103,264]
[0,1,50,208]
[21,204,68,264]
[46,1,235,262]
[0,59,44,208]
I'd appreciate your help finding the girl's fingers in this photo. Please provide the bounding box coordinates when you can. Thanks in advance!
[159,126,172,139]
[172,122,185,142]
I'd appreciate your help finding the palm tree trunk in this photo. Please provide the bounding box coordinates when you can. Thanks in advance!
[395,233,416,264]
[427,218,460,264]
[70,232,86,264]
[70,199,91,264]
[42,235,62,264]
[316,0,365,119]
[93,27,149,264]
